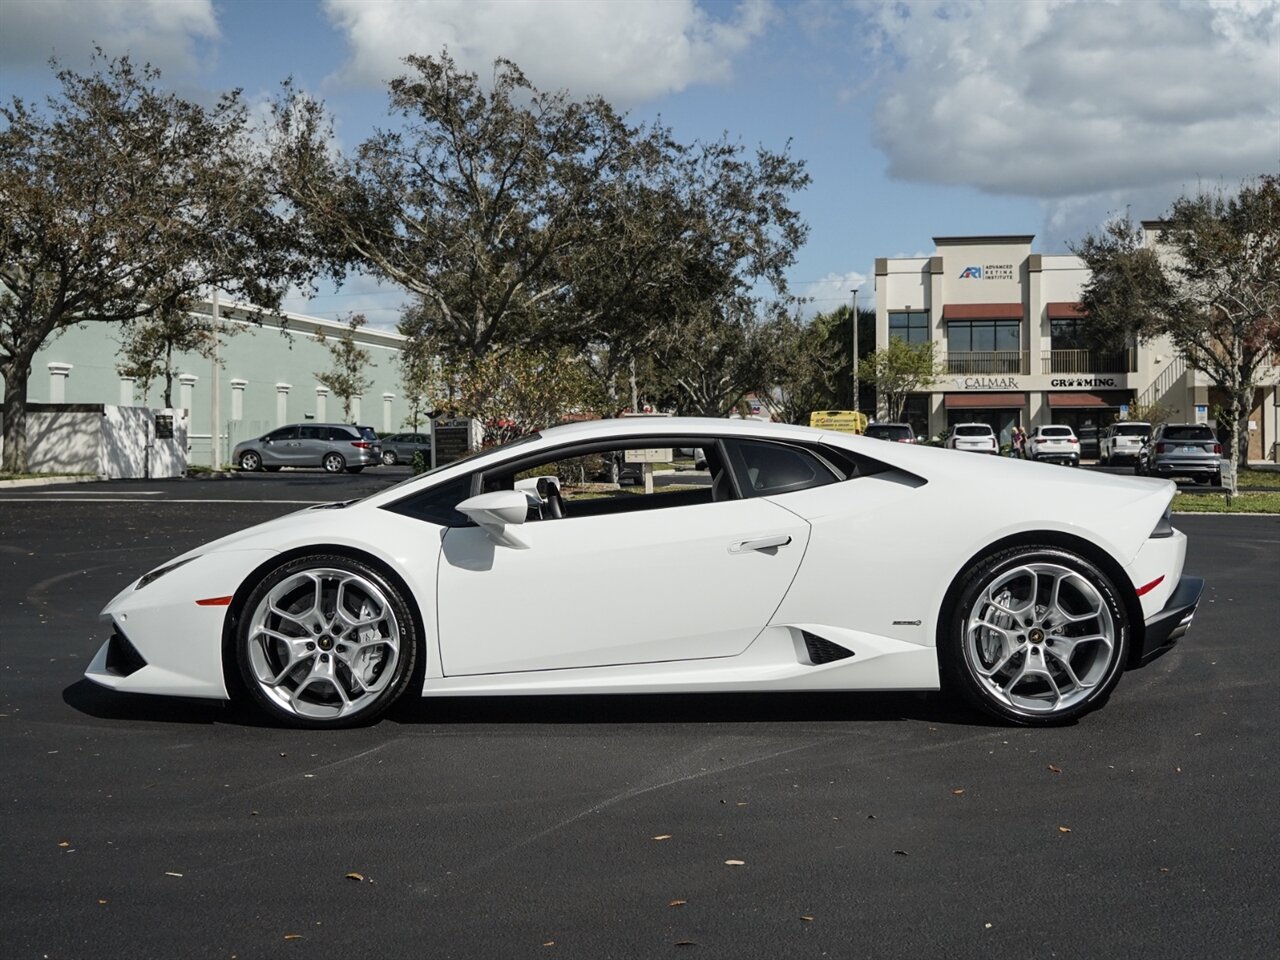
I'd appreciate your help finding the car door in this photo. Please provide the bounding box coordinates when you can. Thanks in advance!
[434,440,813,676]
[296,424,331,465]
[258,426,298,465]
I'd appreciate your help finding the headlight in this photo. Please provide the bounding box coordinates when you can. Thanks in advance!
[136,556,200,590]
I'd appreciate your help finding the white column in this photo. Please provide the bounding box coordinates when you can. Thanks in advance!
[382,393,395,432]
[349,395,362,424]
[119,376,137,406]
[276,383,291,425]
[230,379,247,421]
[48,363,73,403]
[315,386,329,421]
[178,374,199,415]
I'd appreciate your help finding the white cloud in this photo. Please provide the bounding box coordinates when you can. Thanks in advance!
[282,271,410,333]
[0,0,218,75]
[796,269,869,317]
[863,0,1280,200]
[322,0,770,102]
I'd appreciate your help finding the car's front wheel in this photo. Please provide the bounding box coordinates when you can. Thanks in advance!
[239,451,262,472]
[322,452,346,473]
[940,546,1129,725]
[235,555,418,728]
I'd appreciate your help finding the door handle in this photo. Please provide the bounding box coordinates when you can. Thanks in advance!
[729,534,793,554]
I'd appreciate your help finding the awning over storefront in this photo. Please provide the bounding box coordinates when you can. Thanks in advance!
[942,303,1024,320]
[944,392,1027,409]
[1047,390,1132,408]
[1046,301,1085,318]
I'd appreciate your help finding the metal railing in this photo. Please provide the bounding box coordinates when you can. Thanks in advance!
[1041,349,1137,374]
[945,351,1029,375]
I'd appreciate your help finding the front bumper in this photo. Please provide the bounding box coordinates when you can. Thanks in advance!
[1137,575,1204,667]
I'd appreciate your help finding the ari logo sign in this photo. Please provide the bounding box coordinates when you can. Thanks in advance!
[959,266,983,279]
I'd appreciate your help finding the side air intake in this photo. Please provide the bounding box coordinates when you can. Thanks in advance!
[801,630,855,665]
[104,626,147,677]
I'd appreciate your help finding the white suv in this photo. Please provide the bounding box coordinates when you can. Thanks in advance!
[1099,421,1151,466]
[1026,425,1081,466]
[946,423,998,454]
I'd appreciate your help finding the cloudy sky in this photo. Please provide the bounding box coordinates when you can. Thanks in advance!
[2,0,1276,327]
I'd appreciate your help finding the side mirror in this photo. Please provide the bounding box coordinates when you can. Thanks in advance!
[457,490,530,549]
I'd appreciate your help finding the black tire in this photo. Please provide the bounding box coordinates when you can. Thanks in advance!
[382,451,397,466]
[239,451,262,472]
[346,466,364,474]
[1212,471,1222,486]
[322,452,346,474]
[264,465,282,472]
[608,457,621,484]
[1101,454,1111,467]
[235,554,419,728]
[1194,475,1209,485]
[939,545,1130,726]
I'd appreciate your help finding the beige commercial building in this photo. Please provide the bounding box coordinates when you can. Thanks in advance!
[873,230,1280,460]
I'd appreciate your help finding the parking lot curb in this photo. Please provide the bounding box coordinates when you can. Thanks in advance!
[0,475,100,489]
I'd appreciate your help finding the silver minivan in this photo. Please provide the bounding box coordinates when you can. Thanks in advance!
[233,423,382,474]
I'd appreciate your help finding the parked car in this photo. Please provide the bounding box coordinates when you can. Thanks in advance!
[1100,421,1152,466]
[86,416,1202,728]
[1026,425,1081,466]
[380,431,432,466]
[1137,423,1222,484]
[946,423,998,454]
[864,422,917,443]
[233,423,381,474]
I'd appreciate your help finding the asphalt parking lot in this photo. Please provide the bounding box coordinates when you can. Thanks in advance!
[1,473,1277,959]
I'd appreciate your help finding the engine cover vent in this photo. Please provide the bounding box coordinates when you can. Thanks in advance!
[801,630,855,665]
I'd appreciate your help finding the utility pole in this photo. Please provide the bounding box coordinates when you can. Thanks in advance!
[210,291,220,468]
[850,286,861,414]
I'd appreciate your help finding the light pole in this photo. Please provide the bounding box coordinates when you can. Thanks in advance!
[850,286,860,414]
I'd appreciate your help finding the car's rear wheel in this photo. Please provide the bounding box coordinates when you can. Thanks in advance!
[941,546,1129,725]
[236,555,418,728]
[347,466,364,474]
[322,452,346,473]
[264,465,282,472]
[239,451,262,472]
[382,451,397,466]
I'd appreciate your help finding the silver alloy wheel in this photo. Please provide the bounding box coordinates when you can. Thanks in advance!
[244,567,401,721]
[382,451,396,465]
[240,451,261,471]
[323,452,345,473]
[963,562,1117,716]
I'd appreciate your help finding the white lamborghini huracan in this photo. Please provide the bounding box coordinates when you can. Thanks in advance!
[85,417,1202,727]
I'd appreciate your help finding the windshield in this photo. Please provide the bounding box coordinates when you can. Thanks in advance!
[1041,427,1073,437]
[356,426,379,441]
[955,425,992,437]
[370,431,545,498]
[1114,424,1149,436]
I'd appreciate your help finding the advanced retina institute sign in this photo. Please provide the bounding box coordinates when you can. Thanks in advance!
[958,264,1016,281]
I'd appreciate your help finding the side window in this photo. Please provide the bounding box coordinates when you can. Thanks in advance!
[724,439,837,497]
[264,426,297,442]
[381,475,475,527]
[298,425,325,440]
[480,443,725,521]
[327,426,356,441]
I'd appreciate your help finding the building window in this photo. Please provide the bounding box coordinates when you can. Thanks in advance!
[889,310,930,345]
[902,395,930,439]
[946,320,1022,374]
[1050,317,1088,351]
[947,320,1020,352]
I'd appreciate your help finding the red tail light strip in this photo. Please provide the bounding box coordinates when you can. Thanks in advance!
[196,596,234,606]
[1135,576,1165,597]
